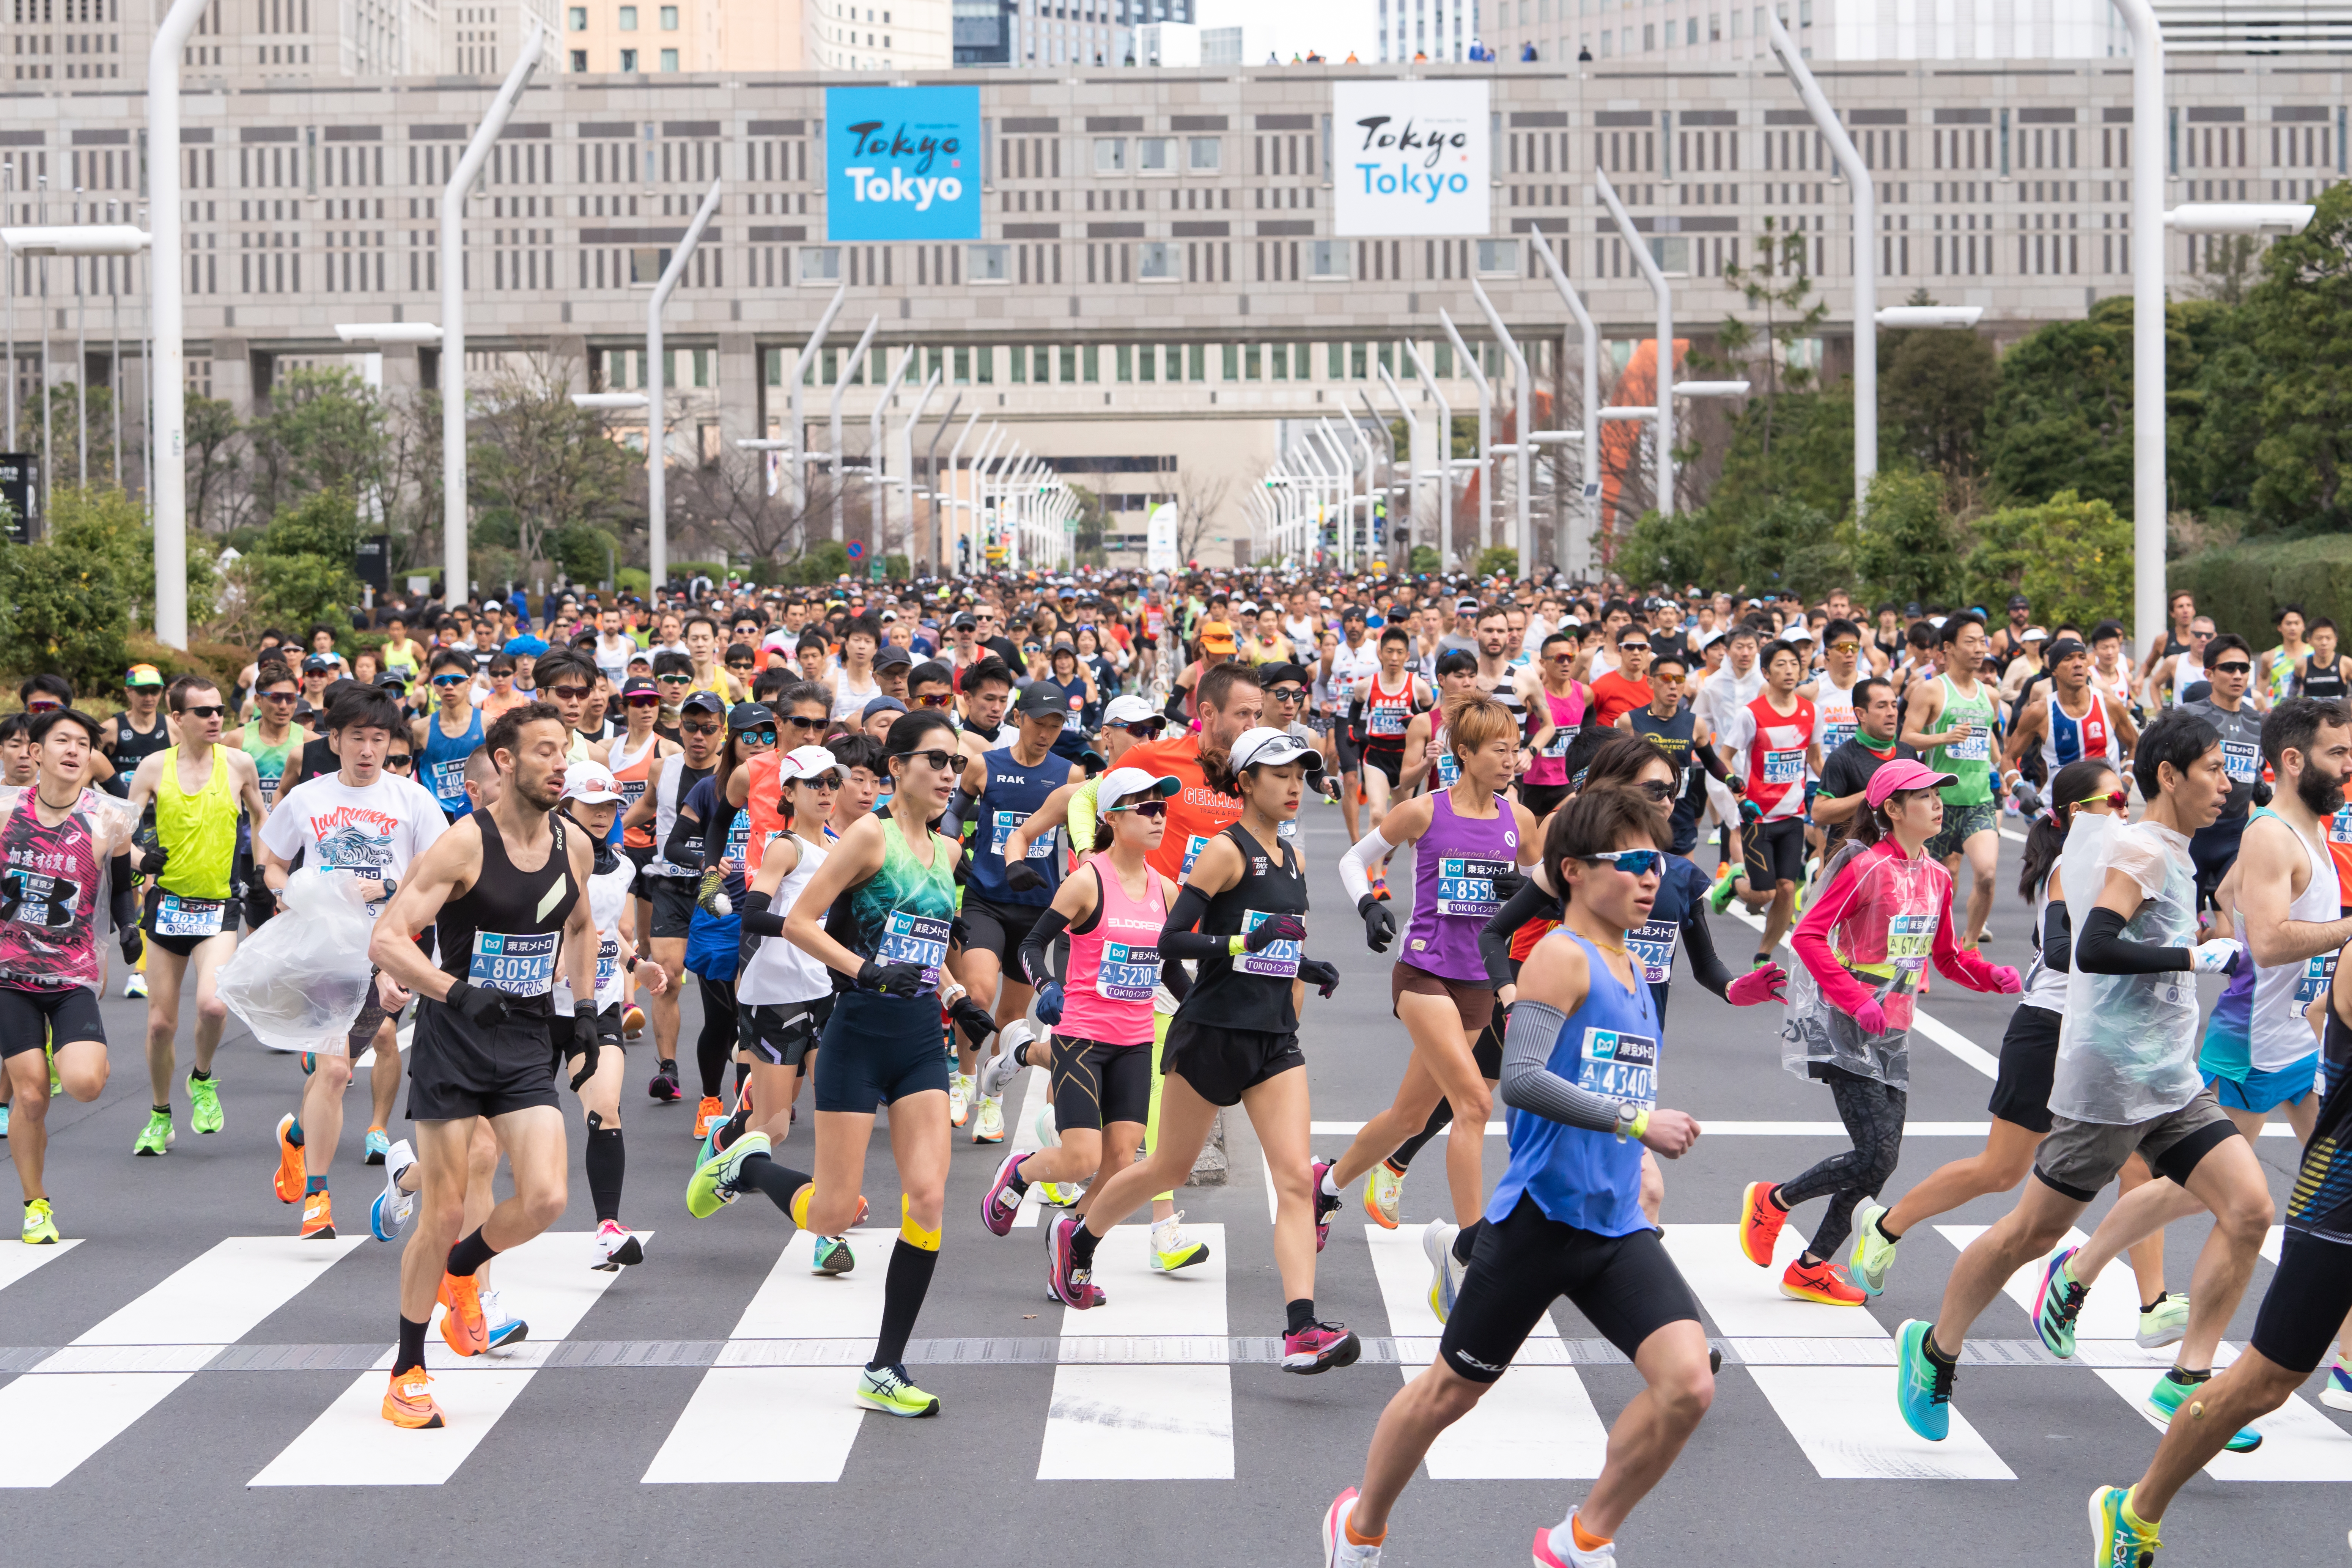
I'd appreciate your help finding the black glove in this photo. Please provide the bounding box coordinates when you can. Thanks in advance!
[1005,860,1048,893]
[2253,778,2275,809]
[948,994,999,1047]
[118,919,143,965]
[566,1008,601,1093]
[856,959,929,997]
[138,842,170,877]
[2009,776,2043,817]
[1244,912,1307,952]
[443,978,514,1028]
[1357,893,1398,953]
[1299,958,1341,998]
[1493,866,1528,903]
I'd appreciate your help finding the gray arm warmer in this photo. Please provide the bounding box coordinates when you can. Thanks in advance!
[1497,999,1632,1135]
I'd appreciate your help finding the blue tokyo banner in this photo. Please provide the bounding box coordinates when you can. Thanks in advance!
[826,85,982,242]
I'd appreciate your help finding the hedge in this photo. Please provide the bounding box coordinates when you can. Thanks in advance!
[2170,536,2352,645]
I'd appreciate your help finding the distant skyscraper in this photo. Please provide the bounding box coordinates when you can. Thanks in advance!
[1200,24,1242,63]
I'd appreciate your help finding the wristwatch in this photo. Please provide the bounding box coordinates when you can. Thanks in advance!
[1614,1102,1647,1144]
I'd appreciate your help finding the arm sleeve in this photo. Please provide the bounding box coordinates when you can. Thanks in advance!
[1786,851,1882,1016]
[1161,682,1190,723]
[662,807,706,869]
[1497,1000,1633,1133]
[2041,898,2072,975]
[1158,883,1227,962]
[939,786,975,842]
[2076,904,2192,974]
[1018,905,1073,989]
[1337,826,1391,908]
[1680,896,1737,1001]
[739,888,786,939]
[1479,874,1559,988]
[1696,743,1731,782]
[1163,958,1193,1002]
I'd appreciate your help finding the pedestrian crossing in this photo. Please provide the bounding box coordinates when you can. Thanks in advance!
[2,1219,2349,1490]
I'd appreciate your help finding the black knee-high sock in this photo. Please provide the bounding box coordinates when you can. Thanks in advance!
[695,974,734,1098]
[869,1237,939,1371]
[446,1225,499,1278]
[1388,1097,1455,1172]
[736,1151,814,1217]
[585,1121,626,1224]
[397,1315,429,1371]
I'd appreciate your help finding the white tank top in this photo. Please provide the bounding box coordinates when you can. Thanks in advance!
[650,754,695,876]
[2022,874,2069,1013]
[2242,812,2342,1072]
[737,834,832,1005]
[555,855,637,1013]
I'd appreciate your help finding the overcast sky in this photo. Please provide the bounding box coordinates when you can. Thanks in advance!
[1194,0,1380,63]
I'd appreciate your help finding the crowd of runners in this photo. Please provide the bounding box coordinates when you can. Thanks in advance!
[1,568,2344,1566]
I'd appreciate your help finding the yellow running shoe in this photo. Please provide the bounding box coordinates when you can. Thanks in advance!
[21,1197,58,1244]
[1363,1162,1403,1229]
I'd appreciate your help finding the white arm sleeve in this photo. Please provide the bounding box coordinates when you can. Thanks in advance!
[1338,826,1394,908]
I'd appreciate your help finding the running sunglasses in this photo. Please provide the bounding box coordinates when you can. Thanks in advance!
[894,748,961,771]
[1830,640,1861,654]
[680,720,722,736]
[1578,848,1665,876]
[796,771,845,791]
[2076,789,2130,812]
[260,689,299,702]
[26,697,60,712]
[178,704,227,719]
[913,693,955,709]
[781,714,826,730]
[1121,719,1167,738]
[738,728,779,746]
[546,684,593,702]
[431,673,470,687]
[1112,798,1169,819]
[1628,779,1677,802]
[2211,661,2253,676]
[1269,686,1308,703]
[385,754,414,770]
[656,673,694,684]
[625,693,662,708]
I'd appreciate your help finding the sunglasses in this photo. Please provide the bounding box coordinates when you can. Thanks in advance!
[913,693,955,708]
[2211,662,2253,676]
[1628,778,1677,801]
[1113,798,1169,819]
[1121,720,1167,738]
[385,755,414,770]
[2075,789,2130,812]
[728,662,754,673]
[431,673,469,687]
[681,721,721,736]
[894,748,960,772]
[179,704,227,719]
[782,714,825,730]
[625,693,662,707]
[737,728,778,746]
[796,771,844,791]
[1830,640,1861,654]
[260,689,298,702]
[1578,848,1665,876]
[1269,687,1307,702]
[26,698,60,712]
[656,673,693,685]
[546,684,593,702]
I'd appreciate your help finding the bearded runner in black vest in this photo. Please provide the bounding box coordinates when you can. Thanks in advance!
[367,701,599,1431]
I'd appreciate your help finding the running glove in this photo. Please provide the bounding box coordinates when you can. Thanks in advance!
[2192,938,2242,975]
[1004,861,1048,893]
[1726,965,1787,1006]
[1357,893,1398,953]
[1988,965,2023,994]
[444,979,514,1027]
[117,920,142,966]
[948,994,999,1047]
[566,1008,601,1092]
[1034,979,1066,1025]
[1244,913,1306,952]
[1299,958,1341,998]
[1852,998,1889,1036]
[857,959,929,997]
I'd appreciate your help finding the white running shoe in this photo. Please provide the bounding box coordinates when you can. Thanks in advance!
[594,1219,645,1270]
[948,1072,972,1129]
[1150,1211,1211,1273]
[1322,1488,1381,1568]
[978,1021,1032,1102]
[481,1290,529,1351]
[368,1139,417,1242]
[972,1094,1005,1144]
[1423,1219,1467,1324]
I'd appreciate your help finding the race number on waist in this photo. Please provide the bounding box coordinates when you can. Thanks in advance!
[2299,951,2339,1009]
[153,893,225,939]
[1436,856,1510,920]
[1572,1026,1658,1109]
[1237,909,1302,979]
[1628,919,1680,986]
[595,936,620,993]
[878,911,951,993]
[1887,912,1936,974]
[1367,706,1408,738]
[469,930,557,996]
[1097,939,1161,1000]
[1949,728,1991,763]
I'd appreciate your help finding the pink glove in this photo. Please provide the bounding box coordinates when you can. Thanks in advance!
[1990,965,2023,995]
[1852,999,1889,1036]
[1726,965,1787,1007]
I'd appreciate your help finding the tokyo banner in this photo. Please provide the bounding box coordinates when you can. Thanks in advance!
[1332,79,1490,237]
[825,85,982,242]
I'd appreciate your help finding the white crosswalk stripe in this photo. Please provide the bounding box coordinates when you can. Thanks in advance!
[1039,1223,1232,1478]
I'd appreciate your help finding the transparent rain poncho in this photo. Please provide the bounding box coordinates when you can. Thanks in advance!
[218,866,382,1052]
[1779,837,1954,1091]
[2050,813,2206,1124]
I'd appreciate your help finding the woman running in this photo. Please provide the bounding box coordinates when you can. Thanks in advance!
[1739,758,2020,1305]
[1318,692,1542,1318]
[1045,726,1361,1374]
[687,708,994,1419]
[668,703,774,1140]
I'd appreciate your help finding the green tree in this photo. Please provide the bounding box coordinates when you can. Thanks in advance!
[223,490,362,638]
[1879,293,1998,477]
[1710,217,1830,478]
[1964,490,2133,631]
[1707,389,1855,522]
[0,535,129,693]
[248,367,385,520]
[2218,181,2352,528]
[1852,468,1962,608]
[46,484,218,629]
[1474,544,1520,579]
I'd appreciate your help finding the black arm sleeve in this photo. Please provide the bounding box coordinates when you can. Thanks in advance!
[1018,905,1073,989]
[1479,876,1560,989]
[1161,681,1190,724]
[1163,958,1193,1002]
[1681,900,1737,1001]
[739,887,787,938]
[2041,898,2073,976]
[1696,744,1731,782]
[1158,884,1227,962]
[2076,903,2190,974]
[663,807,705,870]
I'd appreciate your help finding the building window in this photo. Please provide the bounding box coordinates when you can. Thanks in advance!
[568,5,585,27]
[1189,136,1221,171]
[1647,235,1690,275]
[618,47,637,67]
[1137,240,1176,278]
[1137,137,1175,172]
[967,243,1009,281]
[570,47,587,69]
[798,245,840,282]
[659,4,676,24]
[659,46,677,68]
[1310,238,1347,277]
[1476,237,1518,275]
[629,246,670,283]
[1093,138,1125,173]
[618,5,636,26]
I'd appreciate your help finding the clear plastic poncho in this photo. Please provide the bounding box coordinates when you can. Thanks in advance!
[1778,838,1948,1090]
[2049,812,2206,1124]
[217,866,382,1052]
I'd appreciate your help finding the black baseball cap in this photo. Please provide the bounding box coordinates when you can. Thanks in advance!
[679,690,726,717]
[302,653,334,674]
[727,702,774,732]
[875,643,913,670]
[1012,681,1070,719]
[622,675,659,698]
[2007,594,2032,611]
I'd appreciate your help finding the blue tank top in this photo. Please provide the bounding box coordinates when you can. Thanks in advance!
[420,706,484,818]
[1485,931,1662,1238]
[967,744,1071,906]
[1626,854,1712,1023]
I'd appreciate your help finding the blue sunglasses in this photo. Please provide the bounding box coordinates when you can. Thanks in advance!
[1578,848,1665,877]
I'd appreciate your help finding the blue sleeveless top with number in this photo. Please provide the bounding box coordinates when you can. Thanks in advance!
[421,706,484,818]
[967,744,1071,907]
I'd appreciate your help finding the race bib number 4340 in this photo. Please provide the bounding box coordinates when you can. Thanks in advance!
[1573,1027,1658,1108]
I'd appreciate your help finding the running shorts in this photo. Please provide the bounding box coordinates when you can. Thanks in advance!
[1924,799,1998,862]
[2206,1051,2322,1114]
[2251,1228,2352,1376]
[1518,782,1572,820]
[813,991,950,1112]
[405,999,560,1121]
[647,874,699,941]
[1049,1033,1153,1131]
[142,885,243,958]
[1437,1194,1702,1379]
[1986,1003,2063,1134]
[1161,1017,1304,1107]
[962,896,1048,970]
[2033,1084,2240,1202]
[1391,960,1496,1036]
[741,996,832,1070]
[1743,815,1808,889]
[0,983,105,1057]
[1361,747,1404,791]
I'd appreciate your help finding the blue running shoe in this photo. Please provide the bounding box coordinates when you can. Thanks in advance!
[2089,1484,2161,1568]
[482,1290,528,1351]
[2033,1245,2087,1359]
[363,1128,391,1167]
[1894,1318,1953,1442]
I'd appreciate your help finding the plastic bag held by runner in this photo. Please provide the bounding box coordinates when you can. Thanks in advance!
[2051,811,2206,1124]
[218,868,381,1051]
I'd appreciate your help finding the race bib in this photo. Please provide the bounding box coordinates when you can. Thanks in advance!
[1628,918,1679,986]
[878,911,950,993]
[1887,912,1936,974]
[1436,751,1460,787]
[1096,939,1160,1000]
[619,778,648,809]
[991,809,1055,860]
[1573,1026,1658,1108]
[2299,951,2338,1008]
[258,772,284,807]
[1,870,79,929]
[1182,833,1211,877]
[153,893,225,938]
[2331,807,2352,845]
[2223,738,2260,784]
[1368,705,1407,738]
[430,757,467,803]
[595,935,620,993]
[725,812,751,866]
[1436,856,1509,919]
[1822,723,1855,754]
[1950,727,1991,763]
[1237,908,1301,978]
[470,929,557,996]
[1277,817,1298,841]
[1541,729,1572,758]
[1763,748,1805,785]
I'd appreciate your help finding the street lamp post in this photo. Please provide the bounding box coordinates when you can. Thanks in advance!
[1373,363,1420,576]
[888,364,941,564]
[864,344,914,555]
[1526,230,1600,579]
[146,0,212,648]
[441,22,544,608]
[826,314,880,543]
[1402,341,1454,571]
[1436,309,1493,560]
[644,174,721,592]
[786,280,846,538]
[1469,277,1534,568]
[1592,168,1674,521]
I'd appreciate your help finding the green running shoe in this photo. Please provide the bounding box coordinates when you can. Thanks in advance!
[810,1235,856,1275]
[1707,869,1740,914]
[855,1362,940,1418]
[187,1073,223,1135]
[2146,1368,2261,1453]
[686,1129,769,1219]
[1893,1318,1953,1442]
[21,1197,58,1244]
[133,1109,174,1157]
[1848,1200,1898,1297]
[2034,1246,2088,1359]
[2089,1484,2161,1568]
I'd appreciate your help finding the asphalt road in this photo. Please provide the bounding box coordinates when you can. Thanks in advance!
[0,799,2343,1567]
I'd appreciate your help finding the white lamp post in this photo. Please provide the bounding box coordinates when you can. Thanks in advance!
[576,392,650,410]
[825,315,880,544]
[1526,230,1600,579]
[642,175,721,591]
[1592,168,1674,521]
[1373,363,1420,576]
[1875,306,1984,329]
[1469,277,1534,569]
[786,280,846,533]
[145,0,214,649]
[1402,340,1455,570]
[1434,310,1493,559]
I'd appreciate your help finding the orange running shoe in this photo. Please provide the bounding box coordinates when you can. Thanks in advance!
[623,1005,646,1038]
[273,1113,306,1204]
[1780,1254,1867,1306]
[299,1187,335,1241]
[438,1272,488,1357]
[382,1364,444,1428]
[693,1096,724,1140]
[1738,1180,1789,1267]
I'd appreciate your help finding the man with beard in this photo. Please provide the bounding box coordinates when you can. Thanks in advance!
[367,702,599,1429]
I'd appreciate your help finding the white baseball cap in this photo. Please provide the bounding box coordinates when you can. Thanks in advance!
[1102,694,1163,727]
[1098,766,1182,814]
[560,761,625,804]
[777,744,841,782]
[1229,726,1325,776]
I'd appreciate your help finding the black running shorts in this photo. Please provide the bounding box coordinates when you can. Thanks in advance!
[1986,1003,2063,1134]
[1437,1195,1702,1380]
[647,874,699,941]
[406,999,560,1121]
[1049,1033,1153,1131]
[2251,1228,2352,1376]
[741,996,832,1070]
[1161,1017,1304,1107]
[0,983,105,1058]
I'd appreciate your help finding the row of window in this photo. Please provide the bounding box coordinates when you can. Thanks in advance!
[568,4,680,28]
[570,47,681,70]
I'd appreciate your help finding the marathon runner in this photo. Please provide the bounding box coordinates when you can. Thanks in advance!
[620,689,723,1102]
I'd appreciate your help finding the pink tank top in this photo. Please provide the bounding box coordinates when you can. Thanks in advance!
[0,788,104,989]
[1521,684,1588,786]
[1060,859,1166,1046]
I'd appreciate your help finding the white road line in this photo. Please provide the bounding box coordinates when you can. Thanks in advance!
[252,1229,639,1487]
[1659,1224,2014,1480]
[0,1236,81,1293]
[1038,1224,1232,1479]
[1362,1224,1609,1478]
[642,1227,897,1485]
[0,1236,362,1489]
[1727,904,1998,1079]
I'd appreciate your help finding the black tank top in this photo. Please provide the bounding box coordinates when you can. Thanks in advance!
[436,811,579,1019]
[108,712,171,799]
[1628,703,1702,818]
[1180,822,1307,1034]
[2305,657,2350,702]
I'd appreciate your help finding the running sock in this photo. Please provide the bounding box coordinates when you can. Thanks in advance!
[151,1103,169,1115]
[397,1315,429,1373]
[2142,1291,2171,1314]
[284,1117,305,1147]
[585,1124,626,1225]
[1923,1333,1960,1371]
[869,1236,939,1370]
[1069,1222,1100,1269]
[734,1060,749,1095]
[1344,1517,1386,1548]
[1320,1165,1343,1199]
[1286,1297,1316,1334]
[445,1226,500,1279]
[1450,1219,1482,1265]
[721,1106,753,1146]
[305,1175,327,1196]
[189,1067,211,1082]
[2120,1488,2157,1534]
[2166,1365,2212,1386]
[735,1152,816,1218]
[1004,1158,1035,1197]
[1565,1512,1613,1555]
[1875,1213,1903,1244]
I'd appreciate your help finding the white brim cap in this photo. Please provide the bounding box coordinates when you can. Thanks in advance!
[1229,725,1325,775]
[1101,694,1163,726]
[777,744,841,782]
[1097,766,1182,814]
[560,763,625,804]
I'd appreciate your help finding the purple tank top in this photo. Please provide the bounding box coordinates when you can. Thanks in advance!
[1405,788,1520,983]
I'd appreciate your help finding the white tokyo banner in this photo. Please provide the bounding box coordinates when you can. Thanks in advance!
[1333,79,1491,238]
